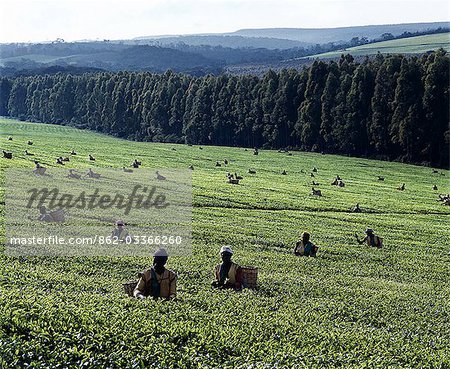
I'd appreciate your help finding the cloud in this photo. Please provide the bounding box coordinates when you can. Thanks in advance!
[0,0,448,43]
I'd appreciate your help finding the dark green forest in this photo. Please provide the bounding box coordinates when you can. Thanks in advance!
[1,51,448,167]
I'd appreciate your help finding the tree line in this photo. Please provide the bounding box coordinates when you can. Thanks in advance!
[1,50,448,167]
[350,27,450,46]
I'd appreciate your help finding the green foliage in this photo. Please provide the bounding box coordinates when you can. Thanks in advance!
[422,49,450,166]
[2,51,449,167]
[0,119,449,367]
[297,61,328,150]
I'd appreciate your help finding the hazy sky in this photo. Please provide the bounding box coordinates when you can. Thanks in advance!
[0,0,449,43]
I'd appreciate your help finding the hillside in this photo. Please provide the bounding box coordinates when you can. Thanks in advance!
[233,22,450,43]
[0,44,223,75]
[305,32,450,58]
[1,22,448,77]
[133,35,310,50]
[0,118,449,367]
[135,22,449,48]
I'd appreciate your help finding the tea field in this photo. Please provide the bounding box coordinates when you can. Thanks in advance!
[0,118,449,368]
[307,32,450,59]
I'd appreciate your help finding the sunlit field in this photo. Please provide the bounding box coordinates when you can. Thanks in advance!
[307,32,450,58]
[0,118,449,368]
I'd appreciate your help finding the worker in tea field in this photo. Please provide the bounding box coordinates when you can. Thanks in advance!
[37,206,65,222]
[134,248,177,300]
[293,231,318,257]
[352,203,362,213]
[38,205,55,222]
[355,228,383,248]
[111,220,130,242]
[212,246,243,290]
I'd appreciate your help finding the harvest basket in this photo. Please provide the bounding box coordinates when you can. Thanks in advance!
[35,167,46,175]
[241,266,258,289]
[123,280,138,297]
[50,209,65,222]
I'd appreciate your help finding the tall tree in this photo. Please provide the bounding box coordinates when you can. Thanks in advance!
[261,70,279,148]
[0,78,12,116]
[344,62,374,155]
[370,55,402,157]
[297,61,328,150]
[422,49,449,166]
[320,62,340,151]
[391,58,424,162]
[7,78,28,118]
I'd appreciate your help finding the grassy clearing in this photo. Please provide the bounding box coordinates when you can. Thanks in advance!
[306,32,450,59]
[0,118,449,368]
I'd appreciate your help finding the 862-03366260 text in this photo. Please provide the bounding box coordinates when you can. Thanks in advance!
[9,234,184,246]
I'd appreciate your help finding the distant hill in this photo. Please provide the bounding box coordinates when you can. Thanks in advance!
[133,35,310,50]
[0,42,326,77]
[1,22,448,77]
[305,32,450,59]
[0,43,223,75]
[135,22,449,49]
[232,22,450,43]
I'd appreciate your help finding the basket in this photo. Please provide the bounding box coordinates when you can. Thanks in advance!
[123,280,138,297]
[241,266,258,289]
[35,167,46,175]
[50,209,65,222]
